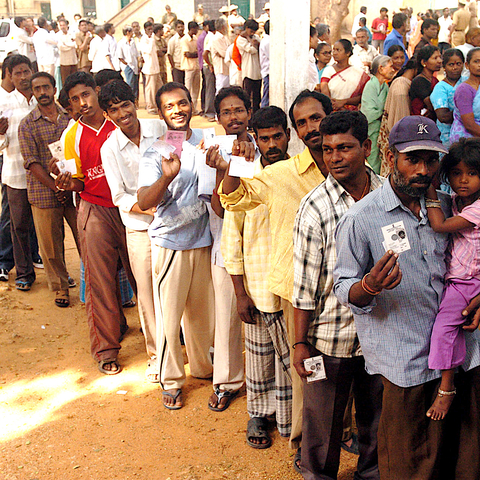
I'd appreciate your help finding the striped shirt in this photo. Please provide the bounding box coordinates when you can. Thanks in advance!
[293,169,384,357]
[334,179,480,387]
[221,158,282,314]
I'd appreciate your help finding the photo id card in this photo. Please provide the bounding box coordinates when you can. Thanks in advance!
[165,130,186,158]
[304,355,327,383]
[228,155,255,179]
[381,221,411,254]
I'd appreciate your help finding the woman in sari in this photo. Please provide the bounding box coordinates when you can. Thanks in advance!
[387,44,406,74]
[315,42,332,82]
[361,55,396,173]
[430,48,464,148]
[409,45,442,118]
[320,39,370,111]
[450,47,480,143]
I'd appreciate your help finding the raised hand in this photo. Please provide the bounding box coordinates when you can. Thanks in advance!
[364,250,402,293]
[161,153,181,180]
[232,139,256,162]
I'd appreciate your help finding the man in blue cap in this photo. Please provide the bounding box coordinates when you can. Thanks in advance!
[334,116,480,479]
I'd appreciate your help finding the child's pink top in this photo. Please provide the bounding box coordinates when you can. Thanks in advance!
[446,195,480,280]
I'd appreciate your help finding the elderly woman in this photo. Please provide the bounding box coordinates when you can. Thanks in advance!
[450,47,480,143]
[360,55,396,173]
[320,39,370,111]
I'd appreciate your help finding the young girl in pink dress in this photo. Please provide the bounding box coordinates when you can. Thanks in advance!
[426,137,480,420]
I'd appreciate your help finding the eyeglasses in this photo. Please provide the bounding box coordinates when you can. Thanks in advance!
[219,108,247,118]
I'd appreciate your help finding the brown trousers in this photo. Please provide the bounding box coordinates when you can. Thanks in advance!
[77,199,136,362]
[60,64,78,85]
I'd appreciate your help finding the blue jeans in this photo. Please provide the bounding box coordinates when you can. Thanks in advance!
[124,66,139,100]
[261,75,269,108]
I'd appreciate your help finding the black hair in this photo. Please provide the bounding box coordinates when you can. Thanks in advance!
[310,25,317,37]
[387,44,404,57]
[1,55,13,80]
[360,6,367,13]
[58,88,70,109]
[252,106,288,135]
[393,58,416,81]
[30,71,55,88]
[104,23,114,34]
[188,21,199,30]
[288,90,333,129]
[315,42,330,55]
[14,17,25,28]
[359,17,367,26]
[156,82,192,109]
[244,19,259,31]
[320,111,368,145]
[6,54,32,74]
[63,71,96,97]
[98,80,135,111]
[214,86,250,115]
[94,69,122,87]
[443,48,464,67]
[37,17,48,29]
[175,20,185,27]
[392,13,407,30]
[264,20,270,35]
[421,18,439,34]
[416,45,439,72]
[439,138,480,183]
[337,38,353,56]
[153,23,164,34]
[144,21,153,29]
[466,47,480,63]
[205,20,216,31]
[380,7,388,13]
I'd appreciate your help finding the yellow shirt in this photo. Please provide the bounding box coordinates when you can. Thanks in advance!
[221,159,281,313]
[180,33,199,71]
[219,148,325,302]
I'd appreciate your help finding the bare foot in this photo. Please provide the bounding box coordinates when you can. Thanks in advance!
[426,391,455,420]
[162,389,182,410]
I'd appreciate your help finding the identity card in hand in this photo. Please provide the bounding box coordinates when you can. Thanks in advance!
[203,128,216,148]
[304,355,327,383]
[152,140,177,159]
[381,220,411,254]
[229,155,255,179]
[56,159,77,175]
[48,140,66,162]
[165,130,186,158]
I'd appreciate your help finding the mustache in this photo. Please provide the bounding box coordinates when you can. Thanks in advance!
[227,120,243,128]
[39,95,49,100]
[305,130,321,142]
[265,148,283,157]
[409,175,431,184]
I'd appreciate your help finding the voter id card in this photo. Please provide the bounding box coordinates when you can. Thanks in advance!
[381,221,411,254]
[304,355,327,383]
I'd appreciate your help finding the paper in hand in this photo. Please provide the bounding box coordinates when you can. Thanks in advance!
[203,128,216,148]
[165,130,186,158]
[0,109,13,119]
[48,140,66,162]
[196,150,216,200]
[152,139,177,159]
[56,159,77,175]
[381,221,411,254]
[228,155,255,179]
[304,355,327,383]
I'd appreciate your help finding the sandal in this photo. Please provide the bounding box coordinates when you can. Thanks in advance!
[16,280,32,291]
[145,357,159,383]
[55,290,70,308]
[162,389,183,410]
[208,387,239,412]
[246,417,272,449]
[98,359,122,375]
[293,447,302,474]
[68,276,76,288]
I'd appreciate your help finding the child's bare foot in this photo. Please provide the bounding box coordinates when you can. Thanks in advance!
[426,388,456,420]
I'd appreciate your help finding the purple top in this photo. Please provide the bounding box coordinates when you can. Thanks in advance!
[197,30,207,69]
[455,82,477,115]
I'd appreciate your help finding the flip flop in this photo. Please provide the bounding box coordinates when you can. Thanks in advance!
[162,389,183,410]
[246,417,272,449]
[15,280,32,291]
[98,359,122,375]
[208,387,239,412]
[145,357,159,383]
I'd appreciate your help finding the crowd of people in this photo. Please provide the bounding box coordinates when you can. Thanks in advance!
[2,2,480,479]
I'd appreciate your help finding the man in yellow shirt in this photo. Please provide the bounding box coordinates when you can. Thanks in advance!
[214,89,332,470]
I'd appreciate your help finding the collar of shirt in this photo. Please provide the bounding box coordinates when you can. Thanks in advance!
[79,117,112,135]
[296,147,319,175]
[30,104,67,123]
[117,119,158,150]
[12,89,35,107]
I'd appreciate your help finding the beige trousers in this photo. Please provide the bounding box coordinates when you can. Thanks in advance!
[126,228,156,358]
[282,298,303,450]
[145,73,162,113]
[152,245,215,390]
[38,64,55,76]
[212,264,244,392]
[185,69,201,112]
[31,204,78,292]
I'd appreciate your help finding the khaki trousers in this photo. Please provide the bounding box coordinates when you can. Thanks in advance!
[212,264,244,392]
[282,298,303,450]
[31,204,78,291]
[152,245,215,390]
[126,228,156,358]
[451,31,466,47]
[145,73,162,113]
[185,69,201,112]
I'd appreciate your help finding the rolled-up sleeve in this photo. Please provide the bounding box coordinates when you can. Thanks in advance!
[333,213,377,315]
[19,120,39,169]
[221,209,246,275]
[138,147,162,189]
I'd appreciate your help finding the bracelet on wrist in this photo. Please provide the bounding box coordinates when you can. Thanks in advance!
[292,341,309,350]
[361,273,381,296]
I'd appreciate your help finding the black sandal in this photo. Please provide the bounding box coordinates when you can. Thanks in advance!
[246,417,272,449]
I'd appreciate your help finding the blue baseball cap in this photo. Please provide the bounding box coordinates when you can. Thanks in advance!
[389,116,448,154]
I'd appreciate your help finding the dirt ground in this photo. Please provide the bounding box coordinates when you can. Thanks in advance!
[0,114,357,480]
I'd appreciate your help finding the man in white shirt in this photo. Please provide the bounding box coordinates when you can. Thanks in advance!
[139,21,161,115]
[181,21,201,114]
[14,17,37,71]
[211,18,231,93]
[228,5,246,35]
[167,20,186,84]
[104,23,119,71]
[100,80,165,382]
[351,28,379,73]
[57,19,78,83]
[32,17,57,76]
[0,55,37,290]
[351,6,367,37]
[259,20,270,107]
[438,8,453,53]
[202,20,220,119]
[236,19,262,118]
[117,25,140,100]
[89,27,109,75]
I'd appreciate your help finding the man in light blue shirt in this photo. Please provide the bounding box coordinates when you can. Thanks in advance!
[334,116,480,479]
[383,13,409,64]
[138,82,214,410]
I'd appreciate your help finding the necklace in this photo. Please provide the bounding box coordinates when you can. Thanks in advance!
[351,174,371,202]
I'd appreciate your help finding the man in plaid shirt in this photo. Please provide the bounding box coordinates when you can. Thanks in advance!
[292,111,384,479]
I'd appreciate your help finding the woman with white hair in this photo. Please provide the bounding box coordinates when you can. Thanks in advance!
[360,55,396,173]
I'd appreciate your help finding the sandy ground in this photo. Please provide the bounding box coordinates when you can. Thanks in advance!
[0,113,358,480]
